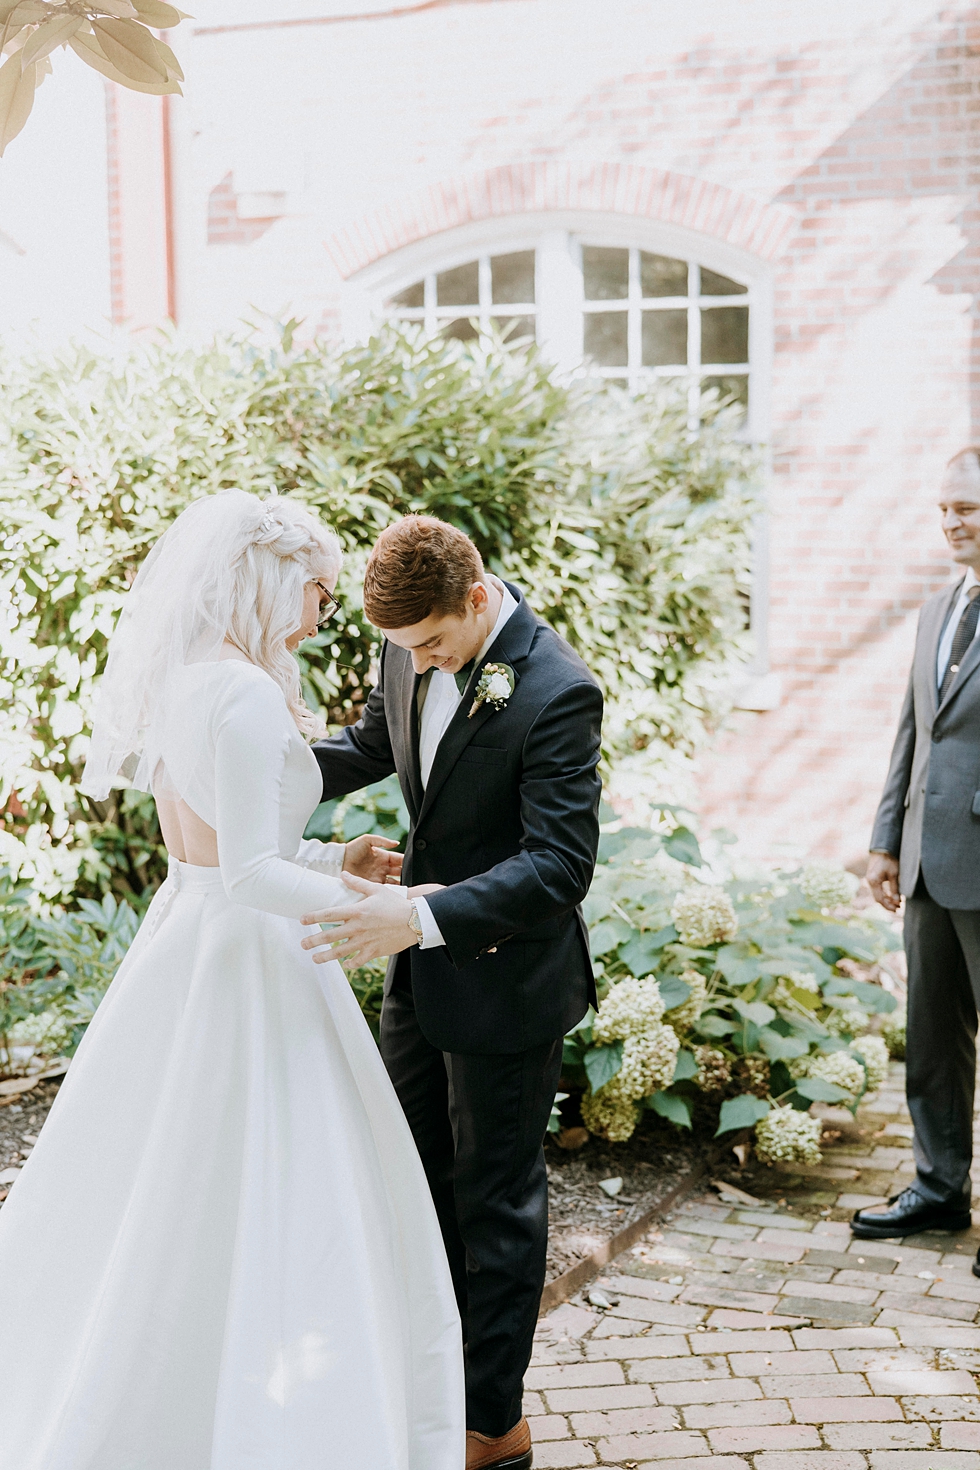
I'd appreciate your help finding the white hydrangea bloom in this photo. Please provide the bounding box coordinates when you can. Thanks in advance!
[606,1023,680,1101]
[881,1007,906,1060]
[806,1050,866,1101]
[783,969,819,993]
[851,1034,889,1092]
[823,1003,870,1037]
[581,1088,640,1142]
[666,969,707,1029]
[799,861,858,910]
[592,976,665,1044]
[755,1105,823,1165]
[670,886,738,947]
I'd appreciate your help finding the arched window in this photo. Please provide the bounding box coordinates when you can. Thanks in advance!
[382,231,759,428]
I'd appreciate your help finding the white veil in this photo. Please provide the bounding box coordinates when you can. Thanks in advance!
[81,491,282,802]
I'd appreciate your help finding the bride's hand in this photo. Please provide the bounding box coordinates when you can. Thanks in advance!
[342,834,403,885]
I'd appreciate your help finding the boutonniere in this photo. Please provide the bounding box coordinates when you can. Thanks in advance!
[469,662,515,718]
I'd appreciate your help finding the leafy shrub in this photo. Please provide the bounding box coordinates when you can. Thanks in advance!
[563,822,901,1162]
[0,325,756,906]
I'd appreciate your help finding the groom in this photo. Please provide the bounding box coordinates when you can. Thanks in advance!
[302,515,602,1470]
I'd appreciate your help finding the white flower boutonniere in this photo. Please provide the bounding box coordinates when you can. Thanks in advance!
[468,662,516,718]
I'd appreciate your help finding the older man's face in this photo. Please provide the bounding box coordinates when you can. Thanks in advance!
[939,454,980,572]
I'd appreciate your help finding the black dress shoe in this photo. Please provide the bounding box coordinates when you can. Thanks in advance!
[851,1186,971,1239]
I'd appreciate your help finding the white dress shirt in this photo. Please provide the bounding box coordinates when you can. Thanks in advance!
[413,579,519,950]
[937,567,980,690]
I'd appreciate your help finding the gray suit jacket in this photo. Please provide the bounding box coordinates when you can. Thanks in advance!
[871,575,980,908]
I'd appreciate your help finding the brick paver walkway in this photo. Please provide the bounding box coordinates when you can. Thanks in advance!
[530,1062,980,1469]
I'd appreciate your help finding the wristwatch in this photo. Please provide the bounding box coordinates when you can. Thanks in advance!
[407,900,423,945]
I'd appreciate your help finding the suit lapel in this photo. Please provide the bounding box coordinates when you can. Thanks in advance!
[921,580,961,720]
[416,586,537,824]
[938,583,980,716]
[386,645,424,821]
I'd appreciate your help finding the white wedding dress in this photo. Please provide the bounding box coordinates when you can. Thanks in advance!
[0,659,464,1470]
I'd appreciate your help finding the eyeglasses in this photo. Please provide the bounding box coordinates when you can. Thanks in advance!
[313,580,342,629]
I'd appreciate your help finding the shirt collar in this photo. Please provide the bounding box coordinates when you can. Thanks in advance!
[473,576,518,668]
[963,567,980,594]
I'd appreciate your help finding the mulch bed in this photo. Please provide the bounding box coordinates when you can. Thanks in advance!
[0,1080,62,1203]
[545,1110,706,1283]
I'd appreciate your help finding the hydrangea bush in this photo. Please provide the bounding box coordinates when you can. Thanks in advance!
[562,820,902,1164]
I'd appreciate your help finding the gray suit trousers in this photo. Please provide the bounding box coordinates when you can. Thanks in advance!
[905,876,980,1206]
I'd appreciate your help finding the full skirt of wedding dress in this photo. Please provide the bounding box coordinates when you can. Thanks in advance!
[0,863,464,1470]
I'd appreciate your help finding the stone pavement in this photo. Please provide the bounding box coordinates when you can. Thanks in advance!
[529,1062,980,1469]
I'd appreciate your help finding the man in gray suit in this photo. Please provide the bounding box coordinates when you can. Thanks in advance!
[853,447,980,1244]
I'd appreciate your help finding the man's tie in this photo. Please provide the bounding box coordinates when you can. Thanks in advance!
[940,586,980,701]
[454,660,474,696]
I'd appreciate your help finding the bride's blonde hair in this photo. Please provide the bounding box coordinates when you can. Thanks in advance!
[225,498,342,741]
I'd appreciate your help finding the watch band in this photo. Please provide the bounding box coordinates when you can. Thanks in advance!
[407,900,423,942]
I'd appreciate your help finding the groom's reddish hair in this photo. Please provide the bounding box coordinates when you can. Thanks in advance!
[363,516,484,629]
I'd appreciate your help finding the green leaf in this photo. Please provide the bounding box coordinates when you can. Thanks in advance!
[618,929,665,978]
[673,1047,699,1082]
[20,13,83,68]
[303,800,339,841]
[647,1090,693,1128]
[584,1042,623,1092]
[758,1026,808,1062]
[716,1094,771,1135]
[659,975,692,1012]
[663,825,703,867]
[598,827,660,861]
[715,945,764,988]
[589,916,634,959]
[694,1014,736,1038]
[732,998,776,1026]
[794,1075,851,1103]
[90,17,170,82]
[342,807,377,840]
[823,977,897,1014]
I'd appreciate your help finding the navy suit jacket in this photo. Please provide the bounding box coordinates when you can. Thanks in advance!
[313,584,602,1053]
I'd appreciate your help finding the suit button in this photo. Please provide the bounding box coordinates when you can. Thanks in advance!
[933,734,942,744]
[415,838,427,850]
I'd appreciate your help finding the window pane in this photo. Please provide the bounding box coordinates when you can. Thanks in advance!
[702,374,748,424]
[640,252,687,298]
[436,261,479,307]
[442,317,479,342]
[491,251,535,304]
[701,306,749,364]
[641,309,688,366]
[584,311,628,366]
[492,315,536,344]
[583,246,628,300]
[700,267,747,296]
[388,281,425,309]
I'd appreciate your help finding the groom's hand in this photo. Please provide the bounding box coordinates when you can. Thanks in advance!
[301,873,418,968]
[342,833,403,885]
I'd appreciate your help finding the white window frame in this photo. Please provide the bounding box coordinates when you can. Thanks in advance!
[342,213,775,696]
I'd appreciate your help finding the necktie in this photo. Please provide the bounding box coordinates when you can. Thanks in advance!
[454,660,474,696]
[940,586,980,701]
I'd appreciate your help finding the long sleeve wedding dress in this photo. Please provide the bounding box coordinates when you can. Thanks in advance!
[0,657,464,1470]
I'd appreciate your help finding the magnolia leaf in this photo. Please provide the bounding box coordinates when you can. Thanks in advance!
[69,29,180,93]
[672,1047,699,1082]
[663,825,703,868]
[132,0,191,22]
[90,17,169,82]
[6,1,47,22]
[150,32,182,82]
[584,1041,623,1093]
[794,1075,851,1103]
[757,1026,808,1062]
[20,13,83,68]
[716,1093,771,1136]
[659,975,692,1012]
[732,998,776,1026]
[647,1090,692,1129]
[0,49,35,156]
[96,0,139,16]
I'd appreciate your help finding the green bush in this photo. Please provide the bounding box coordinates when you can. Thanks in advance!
[562,822,902,1161]
[0,324,756,906]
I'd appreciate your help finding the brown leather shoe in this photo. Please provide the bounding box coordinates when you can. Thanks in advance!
[465,1415,532,1469]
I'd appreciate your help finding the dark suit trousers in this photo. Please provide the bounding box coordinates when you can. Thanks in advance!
[380,955,562,1438]
[905,875,980,1206]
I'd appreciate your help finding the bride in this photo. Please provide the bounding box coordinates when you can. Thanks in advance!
[0,491,465,1469]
